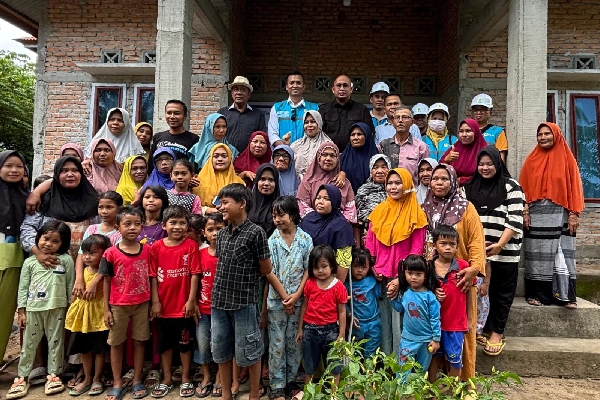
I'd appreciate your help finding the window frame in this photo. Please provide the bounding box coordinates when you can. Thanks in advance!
[89,83,126,138]
[132,84,155,127]
[547,92,557,123]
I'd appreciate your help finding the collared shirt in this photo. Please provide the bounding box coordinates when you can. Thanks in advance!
[212,219,270,310]
[380,134,430,180]
[218,104,267,153]
[370,111,388,129]
[318,99,374,152]
[268,98,319,145]
[374,120,421,145]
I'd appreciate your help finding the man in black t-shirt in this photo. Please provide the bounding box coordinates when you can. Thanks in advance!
[148,100,199,173]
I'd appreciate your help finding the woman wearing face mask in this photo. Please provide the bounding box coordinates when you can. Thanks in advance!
[421,103,455,161]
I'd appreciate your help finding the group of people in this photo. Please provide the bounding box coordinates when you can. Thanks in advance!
[0,70,585,400]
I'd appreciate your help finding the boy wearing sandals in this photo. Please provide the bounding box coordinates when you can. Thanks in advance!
[149,206,201,398]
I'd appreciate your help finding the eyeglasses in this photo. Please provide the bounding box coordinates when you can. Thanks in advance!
[393,115,413,121]
[273,153,290,160]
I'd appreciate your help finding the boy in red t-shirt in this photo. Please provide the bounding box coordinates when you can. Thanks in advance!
[193,213,225,397]
[149,205,201,398]
[428,225,473,382]
[100,207,151,400]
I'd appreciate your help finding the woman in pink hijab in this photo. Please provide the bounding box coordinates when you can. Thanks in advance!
[85,138,122,193]
[441,118,489,186]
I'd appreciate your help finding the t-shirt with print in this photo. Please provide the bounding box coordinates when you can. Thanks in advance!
[433,257,471,332]
[302,277,347,325]
[148,130,199,173]
[100,244,151,306]
[149,237,201,318]
[78,224,121,254]
[198,247,217,315]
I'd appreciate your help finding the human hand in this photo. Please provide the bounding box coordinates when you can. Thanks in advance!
[478,281,489,297]
[242,171,256,182]
[386,278,399,299]
[282,292,300,308]
[333,171,346,188]
[445,145,459,163]
[25,192,42,214]
[282,133,291,145]
[189,177,200,188]
[486,243,502,257]
[523,214,531,230]
[457,266,478,293]
[18,313,26,328]
[372,269,383,282]
[428,341,440,353]
[353,317,360,329]
[435,287,446,302]
[35,252,59,270]
[72,278,86,299]
[295,329,303,344]
[568,214,579,235]
[184,300,199,324]
[150,302,162,320]
[83,280,98,301]
[82,159,92,175]
[104,310,114,328]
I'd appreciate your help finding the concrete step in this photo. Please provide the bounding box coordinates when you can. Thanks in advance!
[503,297,600,339]
[513,267,600,298]
[515,267,525,297]
[476,337,600,379]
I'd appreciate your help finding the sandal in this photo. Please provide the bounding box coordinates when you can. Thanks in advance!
[67,370,85,389]
[122,369,135,388]
[102,370,114,387]
[526,298,543,306]
[69,383,92,396]
[29,366,48,386]
[172,367,183,382]
[476,334,489,346]
[105,386,127,400]
[232,391,239,400]
[483,339,507,356]
[564,302,578,309]
[180,382,195,398]
[6,377,29,399]
[144,370,161,389]
[90,382,104,396]
[45,374,65,395]
[132,382,149,399]
[237,369,248,384]
[210,384,222,398]
[195,382,213,398]
[259,386,270,399]
[151,383,174,398]
[192,368,204,383]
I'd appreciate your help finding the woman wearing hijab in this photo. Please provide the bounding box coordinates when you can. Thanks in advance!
[464,146,524,356]
[85,108,145,163]
[291,110,332,180]
[299,184,354,282]
[520,123,584,309]
[234,131,272,188]
[365,168,427,355]
[416,158,439,205]
[141,148,176,192]
[271,145,300,196]
[134,122,153,160]
[339,122,380,193]
[116,155,148,205]
[0,151,29,368]
[193,143,244,213]
[86,138,122,194]
[187,113,239,171]
[355,154,391,233]
[60,143,84,161]
[421,163,485,380]
[249,164,280,236]
[296,142,356,223]
[441,118,489,186]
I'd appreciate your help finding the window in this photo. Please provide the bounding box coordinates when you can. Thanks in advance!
[547,93,556,123]
[569,94,600,200]
[133,85,155,126]
[101,50,122,64]
[90,85,125,136]
[314,76,331,92]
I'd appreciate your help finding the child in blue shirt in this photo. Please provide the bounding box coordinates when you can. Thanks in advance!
[391,254,440,370]
[346,248,381,359]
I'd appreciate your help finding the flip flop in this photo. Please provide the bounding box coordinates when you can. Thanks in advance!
[132,382,148,399]
[483,339,507,356]
[211,384,222,398]
[172,367,183,382]
[67,370,85,389]
[526,298,543,306]
[476,334,488,346]
[105,386,127,400]
[69,383,92,396]
[90,382,104,396]
[192,368,204,383]
[564,302,578,309]
[122,369,135,388]
[151,383,174,398]
[180,382,195,398]
[195,382,213,398]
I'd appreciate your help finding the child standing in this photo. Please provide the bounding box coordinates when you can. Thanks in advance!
[296,245,347,386]
[391,255,440,371]
[136,185,169,246]
[149,205,201,398]
[346,248,381,359]
[267,196,312,400]
[168,160,202,215]
[100,207,151,400]
[8,221,74,399]
[194,213,225,398]
[428,225,473,382]
[65,234,112,396]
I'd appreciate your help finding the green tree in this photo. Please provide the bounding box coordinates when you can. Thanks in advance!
[0,51,35,169]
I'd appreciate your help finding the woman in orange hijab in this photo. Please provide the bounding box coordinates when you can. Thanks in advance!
[520,123,584,309]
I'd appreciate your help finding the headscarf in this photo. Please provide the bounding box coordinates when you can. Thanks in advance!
[368,168,428,246]
[60,143,84,160]
[464,146,511,215]
[356,154,392,223]
[134,122,153,159]
[272,144,300,196]
[187,113,239,170]
[40,156,98,222]
[441,118,489,185]
[248,164,280,236]
[134,122,152,136]
[87,138,122,194]
[416,158,439,204]
[141,148,176,191]
[233,131,272,174]
[296,141,355,210]
[299,184,355,249]
[0,151,29,236]
[519,122,584,213]
[339,122,380,193]
[422,163,469,228]
[192,143,244,207]
[116,155,147,205]
[85,108,145,163]
[425,112,449,147]
[291,110,332,178]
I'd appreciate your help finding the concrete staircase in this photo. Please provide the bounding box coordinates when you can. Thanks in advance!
[475,268,600,378]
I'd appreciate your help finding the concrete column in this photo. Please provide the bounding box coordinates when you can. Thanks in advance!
[505,0,548,177]
[154,0,194,132]
[32,0,50,177]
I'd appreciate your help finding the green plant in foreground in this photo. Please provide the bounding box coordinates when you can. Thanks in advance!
[303,339,522,400]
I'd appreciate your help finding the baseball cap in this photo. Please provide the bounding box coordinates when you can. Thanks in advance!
[412,103,429,116]
[471,94,493,108]
[370,82,390,95]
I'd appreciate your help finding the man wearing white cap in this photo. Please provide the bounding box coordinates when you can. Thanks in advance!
[374,95,421,145]
[411,103,429,136]
[218,76,267,153]
[471,94,508,162]
[369,82,389,128]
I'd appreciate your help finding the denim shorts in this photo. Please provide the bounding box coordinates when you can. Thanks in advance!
[211,305,264,367]
[302,323,341,375]
[194,314,212,365]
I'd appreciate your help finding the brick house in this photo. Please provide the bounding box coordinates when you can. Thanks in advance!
[1,0,599,259]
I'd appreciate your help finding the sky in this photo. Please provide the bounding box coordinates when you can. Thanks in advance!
[0,18,37,60]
